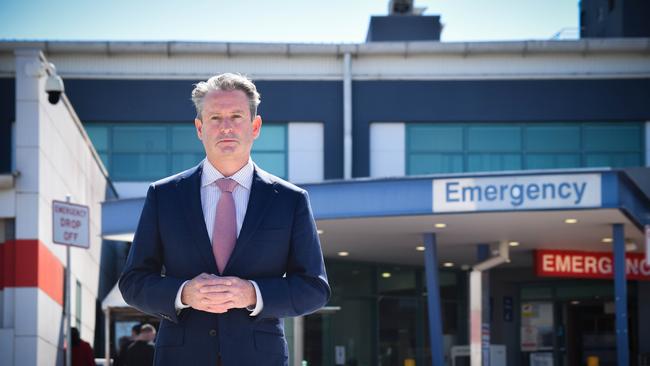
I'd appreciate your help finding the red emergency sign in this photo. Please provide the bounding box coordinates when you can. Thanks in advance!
[536,249,650,281]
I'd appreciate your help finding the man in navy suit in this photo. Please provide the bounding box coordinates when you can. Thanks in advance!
[119,73,330,366]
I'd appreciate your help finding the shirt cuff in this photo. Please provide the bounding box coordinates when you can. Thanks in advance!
[247,280,263,316]
[175,280,191,310]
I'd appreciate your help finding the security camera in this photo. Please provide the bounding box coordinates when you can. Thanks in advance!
[45,73,64,104]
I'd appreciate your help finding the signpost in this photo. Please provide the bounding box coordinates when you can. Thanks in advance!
[53,197,90,366]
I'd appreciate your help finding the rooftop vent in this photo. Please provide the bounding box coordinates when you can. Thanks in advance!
[367,0,441,42]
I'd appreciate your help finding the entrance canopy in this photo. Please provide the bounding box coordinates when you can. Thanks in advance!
[102,168,650,267]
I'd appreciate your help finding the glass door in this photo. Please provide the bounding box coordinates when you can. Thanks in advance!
[378,297,419,366]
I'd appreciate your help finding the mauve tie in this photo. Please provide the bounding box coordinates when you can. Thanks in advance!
[213,178,238,274]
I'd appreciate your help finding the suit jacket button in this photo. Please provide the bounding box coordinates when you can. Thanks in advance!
[209,329,217,337]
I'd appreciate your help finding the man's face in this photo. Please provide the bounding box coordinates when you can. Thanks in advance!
[195,90,261,165]
[141,330,156,342]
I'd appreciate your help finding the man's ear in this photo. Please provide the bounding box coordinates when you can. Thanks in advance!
[194,118,203,140]
[252,115,262,139]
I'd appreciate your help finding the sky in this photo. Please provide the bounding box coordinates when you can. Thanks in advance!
[0,0,579,43]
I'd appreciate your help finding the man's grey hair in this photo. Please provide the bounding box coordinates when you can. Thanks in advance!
[140,324,156,333]
[191,73,261,120]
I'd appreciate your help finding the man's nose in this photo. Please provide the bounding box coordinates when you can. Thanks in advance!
[219,118,235,131]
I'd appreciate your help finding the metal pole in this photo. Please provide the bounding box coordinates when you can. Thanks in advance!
[65,195,72,366]
[475,244,490,366]
[470,242,509,366]
[294,316,304,366]
[469,270,482,366]
[65,246,71,366]
[105,309,111,365]
[343,52,352,180]
[423,233,445,366]
[613,223,629,366]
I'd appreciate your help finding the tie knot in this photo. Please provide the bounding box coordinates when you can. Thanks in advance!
[216,178,238,193]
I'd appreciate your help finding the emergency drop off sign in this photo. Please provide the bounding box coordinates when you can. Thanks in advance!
[53,200,90,248]
[433,174,600,212]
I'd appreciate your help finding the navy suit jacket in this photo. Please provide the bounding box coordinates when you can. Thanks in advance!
[119,163,330,366]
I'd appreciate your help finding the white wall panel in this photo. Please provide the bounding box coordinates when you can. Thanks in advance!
[14,51,42,101]
[15,51,43,243]
[15,192,39,239]
[14,288,38,336]
[37,289,62,348]
[14,101,40,148]
[5,40,650,80]
[14,336,38,366]
[370,123,405,177]
[288,123,324,183]
[14,147,39,193]
[37,336,62,366]
[49,54,343,80]
[0,190,16,217]
[2,287,15,328]
[351,54,650,80]
[81,286,96,343]
[0,328,14,366]
[41,51,650,80]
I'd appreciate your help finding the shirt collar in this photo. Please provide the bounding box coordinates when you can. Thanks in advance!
[201,158,254,190]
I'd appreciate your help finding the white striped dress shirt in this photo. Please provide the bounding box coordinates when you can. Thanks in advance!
[200,158,254,239]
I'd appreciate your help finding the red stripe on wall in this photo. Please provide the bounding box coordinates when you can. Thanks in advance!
[0,240,64,305]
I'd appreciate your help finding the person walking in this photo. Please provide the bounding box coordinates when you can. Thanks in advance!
[70,327,95,366]
[125,324,156,366]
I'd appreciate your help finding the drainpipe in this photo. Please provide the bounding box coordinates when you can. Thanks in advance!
[343,52,352,179]
[470,241,510,366]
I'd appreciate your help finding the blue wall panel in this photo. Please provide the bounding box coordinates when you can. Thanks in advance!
[0,78,15,173]
[64,79,343,179]
[618,172,650,228]
[65,79,195,121]
[353,79,650,177]
[304,178,433,219]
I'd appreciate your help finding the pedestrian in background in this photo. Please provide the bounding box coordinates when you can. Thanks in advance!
[115,323,141,366]
[125,323,156,366]
[70,327,95,366]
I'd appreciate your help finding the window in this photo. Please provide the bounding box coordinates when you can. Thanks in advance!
[406,122,643,175]
[112,126,169,180]
[171,125,205,173]
[407,125,464,174]
[84,123,288,181]
[251,124,287,179]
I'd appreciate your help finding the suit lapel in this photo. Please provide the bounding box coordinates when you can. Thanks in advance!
[179,163,218,273]
[223,165,277,274]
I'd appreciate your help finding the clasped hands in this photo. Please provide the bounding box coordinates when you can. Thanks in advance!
[181,273,256,313]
